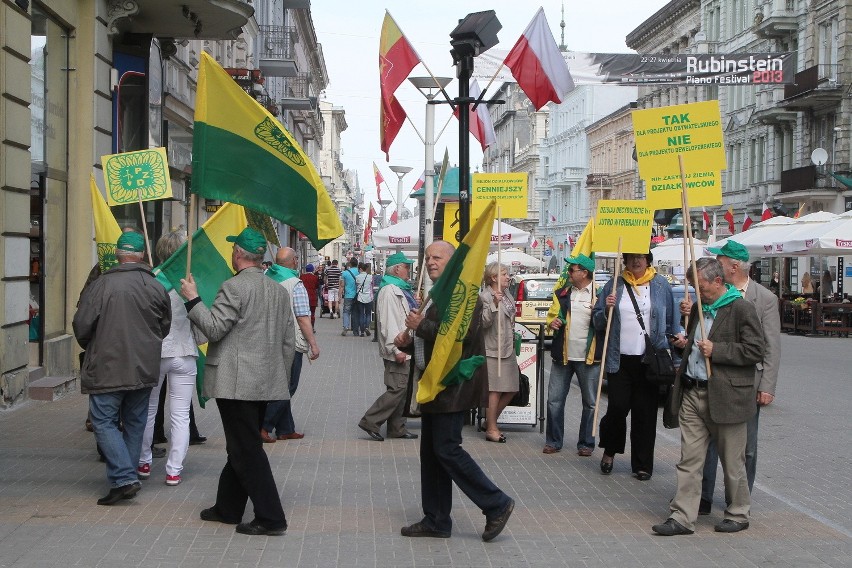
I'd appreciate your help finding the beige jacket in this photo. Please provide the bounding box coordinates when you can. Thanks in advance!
[376,283,412,362]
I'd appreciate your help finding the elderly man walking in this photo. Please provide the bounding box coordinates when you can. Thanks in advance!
[73,232,171,505]
[653,257,764,536]
[358,252,419,441]
[180,228,295,536]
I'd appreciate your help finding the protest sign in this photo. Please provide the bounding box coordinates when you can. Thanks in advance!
[593,200,654,254]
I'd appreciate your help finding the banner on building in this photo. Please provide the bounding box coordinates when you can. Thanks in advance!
[475,51,796,87]
[472,173,528,220]
[101,147,173,206]
[593,200,654,254]
[632,100,726,183]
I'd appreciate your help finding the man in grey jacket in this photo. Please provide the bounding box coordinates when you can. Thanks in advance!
[73,232,171,505]
[358,252,419,441]
[180,227,295,536]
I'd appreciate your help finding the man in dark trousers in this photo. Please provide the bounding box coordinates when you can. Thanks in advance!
[180,228,295,536]
[396,240,514,542]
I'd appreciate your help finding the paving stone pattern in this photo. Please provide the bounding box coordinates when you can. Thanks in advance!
[0,319,848,567]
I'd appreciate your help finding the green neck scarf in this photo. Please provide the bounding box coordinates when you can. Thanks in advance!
[702,283,742,318]
[380,274,412,291]
[266,264,299,283]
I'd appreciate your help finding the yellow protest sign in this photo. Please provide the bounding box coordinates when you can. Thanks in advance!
[593,200,654,254]
[472,173,528,219]
[632,100,726,182]
[646,169,723,210]
[101,147,173,206]
[442,202,462,247]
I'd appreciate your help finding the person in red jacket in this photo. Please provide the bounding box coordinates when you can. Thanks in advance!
[300,263,320,330]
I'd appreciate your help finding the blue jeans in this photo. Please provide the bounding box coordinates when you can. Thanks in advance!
[342,297,355,330]
[263,352,303,436]
[419,411,511,533]
[545,360,599,451]
[355,301,372,334]
[89,388,152,487]
[702,405,760,501]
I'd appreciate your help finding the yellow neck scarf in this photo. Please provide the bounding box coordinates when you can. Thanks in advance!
[621,267,656,289]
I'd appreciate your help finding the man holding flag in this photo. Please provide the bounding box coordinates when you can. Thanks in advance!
[394,201,514,542]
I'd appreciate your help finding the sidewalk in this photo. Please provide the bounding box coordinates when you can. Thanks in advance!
[0,317,849,567]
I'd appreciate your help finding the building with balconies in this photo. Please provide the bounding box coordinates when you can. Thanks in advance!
[586,103,640,216]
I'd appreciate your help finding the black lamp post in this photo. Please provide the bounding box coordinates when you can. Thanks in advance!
[449,11,501,240]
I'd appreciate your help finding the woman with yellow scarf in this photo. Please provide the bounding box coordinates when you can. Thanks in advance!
[592,252,681,481]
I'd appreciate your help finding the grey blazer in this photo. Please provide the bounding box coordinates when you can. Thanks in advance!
[188,266,295,401]
[667,298,764,425]
[744,280,781,395]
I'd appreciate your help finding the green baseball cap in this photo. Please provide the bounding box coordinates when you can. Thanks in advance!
[565,252,595,273]
[386,251,414,269]
[226,227,267,255]
[706,240,749,262]
[116,232,145,253]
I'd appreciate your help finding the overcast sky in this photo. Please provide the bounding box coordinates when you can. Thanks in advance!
[310,1,673,216]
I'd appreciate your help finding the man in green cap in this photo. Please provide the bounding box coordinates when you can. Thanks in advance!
[358,252,419,441]
[687,239,780,515]
[180,227,295,536]
[542,253,600,457]
[73,231,171,505]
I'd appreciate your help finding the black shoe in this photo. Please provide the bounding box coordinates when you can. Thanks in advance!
[600,455,614,475]
[634,471,652,481]
[652,518,694,536]
[714,519,749,533]
[235,519,287,536]
[358,424,384,442]
[400,520,450,538]
[151,445,167,458]
[189,436,207,446]
[698,498,712,515]
[97,481,141,506]
[200,506,240,525]
[395,432,418,439]
[482,498,514,542]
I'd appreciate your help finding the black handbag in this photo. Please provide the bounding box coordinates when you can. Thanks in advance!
[508,368,530,407]
[625,283,676,386]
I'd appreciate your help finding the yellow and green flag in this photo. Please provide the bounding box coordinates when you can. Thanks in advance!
[153,202,248,408]
[417,200,497,404]
[192,51,342,249]
[89,174,122,273]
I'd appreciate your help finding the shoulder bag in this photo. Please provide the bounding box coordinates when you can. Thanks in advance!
[625,283,676,386]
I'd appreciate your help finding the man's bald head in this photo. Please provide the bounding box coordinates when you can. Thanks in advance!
[424,240,455,281]
[276,247,298,268]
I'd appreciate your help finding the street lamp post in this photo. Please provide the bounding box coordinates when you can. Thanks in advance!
[388,165,413,223]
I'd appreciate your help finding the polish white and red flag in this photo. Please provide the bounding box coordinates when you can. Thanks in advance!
[742,213,753,231]
[411,170,425,193]
[702,207,710,231]
[761,202,773,221]
[531,238,539,248]
[464,79,497,151]
[504,7,575,110]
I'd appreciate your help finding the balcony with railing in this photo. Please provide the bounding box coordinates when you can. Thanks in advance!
[780,164,850,195]
[753,85,797,125]
[106,1,253,39]
[781,65,843,109]
[279,73,313,111]
[755,0,798,38]
[258,25,298,77]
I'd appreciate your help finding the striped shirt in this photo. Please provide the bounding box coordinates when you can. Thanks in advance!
[325,265,341,289]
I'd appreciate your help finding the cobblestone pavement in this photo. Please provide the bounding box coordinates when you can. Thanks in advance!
[0,315,849,567]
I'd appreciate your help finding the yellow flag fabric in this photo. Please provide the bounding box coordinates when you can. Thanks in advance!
[89,174,122,273]
[416,200,496,404]
[571,218,595,258]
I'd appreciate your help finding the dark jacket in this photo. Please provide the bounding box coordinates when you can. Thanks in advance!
[666,298,764,426]
[415,299,488,414]
[73,262,171,394]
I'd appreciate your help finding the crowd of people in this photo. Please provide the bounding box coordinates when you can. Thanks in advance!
[73,229,779,541]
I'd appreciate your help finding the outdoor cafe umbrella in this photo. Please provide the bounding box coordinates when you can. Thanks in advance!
[371,216,531,250]
[486,248,543,270]
[713,216,797,257]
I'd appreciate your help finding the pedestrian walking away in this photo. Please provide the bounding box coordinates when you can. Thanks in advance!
[73,231,171,505]
[180,227,295,536]
[340,258,359,335]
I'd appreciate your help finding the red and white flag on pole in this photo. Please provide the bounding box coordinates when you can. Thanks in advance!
[724,206,735,234]
[363,204,377,244]
[373,162,384,201]
[531,238,539,248]
[411,170,425,193]
[761,201,773,221]
[702,207,710,232]
[742,212,753,231]
[454,79,497,151]
[504,7,575,110]
[390,209,399,224]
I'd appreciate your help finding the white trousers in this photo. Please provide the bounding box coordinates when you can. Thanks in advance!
[139,356,197,477]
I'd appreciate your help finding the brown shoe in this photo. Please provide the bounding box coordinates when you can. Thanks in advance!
[260,429,276,443]
[542,446,560,454]
[277,432,305,440]
[577,447,593,457]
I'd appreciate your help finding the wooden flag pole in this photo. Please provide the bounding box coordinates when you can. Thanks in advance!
[185,194,196,278]
[412,157,449,307]
[136,188,154,266]
[678,155,711,377]
[497,207,502,379]
[592,237,622,438]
